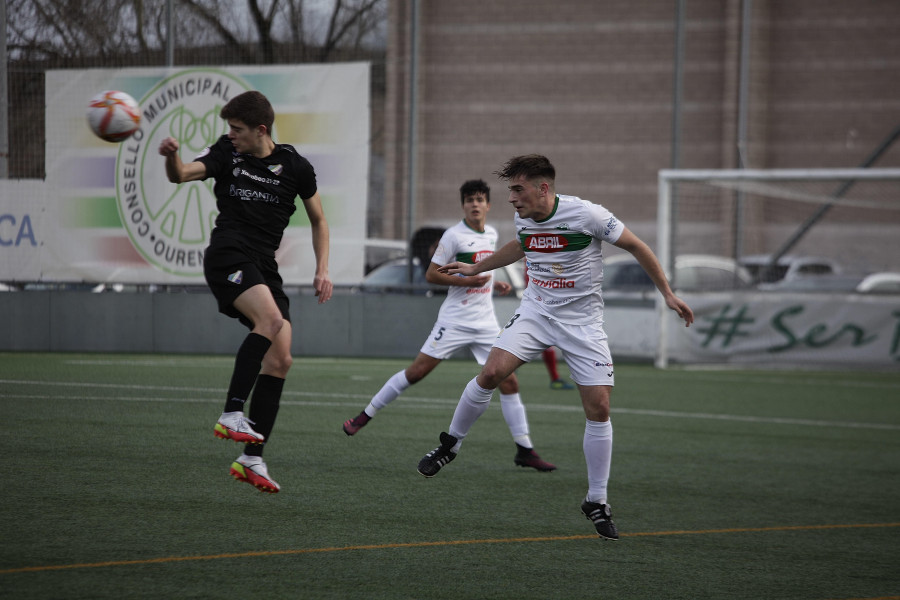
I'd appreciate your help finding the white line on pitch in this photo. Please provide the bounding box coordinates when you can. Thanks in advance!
[2,381,899,431]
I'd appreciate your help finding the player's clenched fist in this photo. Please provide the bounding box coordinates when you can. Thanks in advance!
[158,136,180,156]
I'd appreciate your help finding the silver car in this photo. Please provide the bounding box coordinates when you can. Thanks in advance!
[602,253,753,299]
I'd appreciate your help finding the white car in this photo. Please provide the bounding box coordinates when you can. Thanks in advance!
[739,254,841,284]
[758,273,864,293]
[856,272,900,294]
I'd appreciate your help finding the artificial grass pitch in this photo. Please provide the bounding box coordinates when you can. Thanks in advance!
[1,353,898,599]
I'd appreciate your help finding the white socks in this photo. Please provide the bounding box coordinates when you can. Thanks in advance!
[584,419,613,504]
[367,374,534,451]
[366,370,411,416]
[448,377,493,450]
[500,393,532,448]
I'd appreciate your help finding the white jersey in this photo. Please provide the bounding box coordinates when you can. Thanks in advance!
[430,220,499,329]
[518,194,624,325]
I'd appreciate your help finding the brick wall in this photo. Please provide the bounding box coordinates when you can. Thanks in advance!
[383,0,900,260]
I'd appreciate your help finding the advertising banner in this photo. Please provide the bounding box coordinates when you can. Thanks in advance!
[666,292,900,367]
[1,64,369,284]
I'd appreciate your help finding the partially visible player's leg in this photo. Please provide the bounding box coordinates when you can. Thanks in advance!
[547,345,575,390]
[557,320,618,539]
[564,330,614,503]
[227,286,290,492]
[214,284,284,444]
[471,321,556,471]
[579,385,613,499]
[579,387,617,539]
[368,352,441,414]
[543,347,560,380]
[478,307,549,445]
[450,347,524,442]
[244,320,292,454]
[454,309,547,454]
[418,348,524,478]
[343,323,450,435]
[496,373,557,472]
[497,373,529,444]
[472,335,532,448]
[419,309,551,477]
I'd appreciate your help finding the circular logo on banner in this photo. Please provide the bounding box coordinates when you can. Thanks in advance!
[115,69,251,276]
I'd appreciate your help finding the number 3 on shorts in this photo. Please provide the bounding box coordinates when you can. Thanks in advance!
[504,314,520,329]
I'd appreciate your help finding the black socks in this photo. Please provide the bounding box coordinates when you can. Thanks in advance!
[243,374,285,458]
[224,333,272,413]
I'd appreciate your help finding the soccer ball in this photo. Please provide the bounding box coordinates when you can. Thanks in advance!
[86,90,141,143]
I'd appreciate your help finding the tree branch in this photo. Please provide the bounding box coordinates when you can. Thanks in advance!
[180,0,257,63]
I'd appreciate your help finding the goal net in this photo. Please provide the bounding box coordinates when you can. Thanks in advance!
[653,168,900,368]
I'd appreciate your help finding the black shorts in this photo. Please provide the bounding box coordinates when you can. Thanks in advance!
[203,235,290,330]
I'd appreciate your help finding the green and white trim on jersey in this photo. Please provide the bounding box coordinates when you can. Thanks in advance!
[517,195,625,326]
[431,219,501,329]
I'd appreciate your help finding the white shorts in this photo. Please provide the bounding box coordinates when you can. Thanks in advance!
[493,305,615,386]
[419,320,500,364]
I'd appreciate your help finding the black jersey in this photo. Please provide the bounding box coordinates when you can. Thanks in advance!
[196,135,317,257]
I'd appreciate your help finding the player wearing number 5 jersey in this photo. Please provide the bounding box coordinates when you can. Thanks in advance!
[417,155,694,539]
[342,179,555,472]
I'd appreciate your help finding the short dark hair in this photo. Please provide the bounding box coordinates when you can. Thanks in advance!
[459,179,490,204]
[494,154,556,185]
[220,91,275,135]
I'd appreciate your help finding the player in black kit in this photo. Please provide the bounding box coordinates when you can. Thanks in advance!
[158,90,333,493]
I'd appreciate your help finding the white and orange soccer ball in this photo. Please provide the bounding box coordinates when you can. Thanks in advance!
[86,90,141,143]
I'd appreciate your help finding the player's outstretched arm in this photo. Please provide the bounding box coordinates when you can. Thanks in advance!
[438,239,524,276]
[425,262,490,288]
[613,227,694,327]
